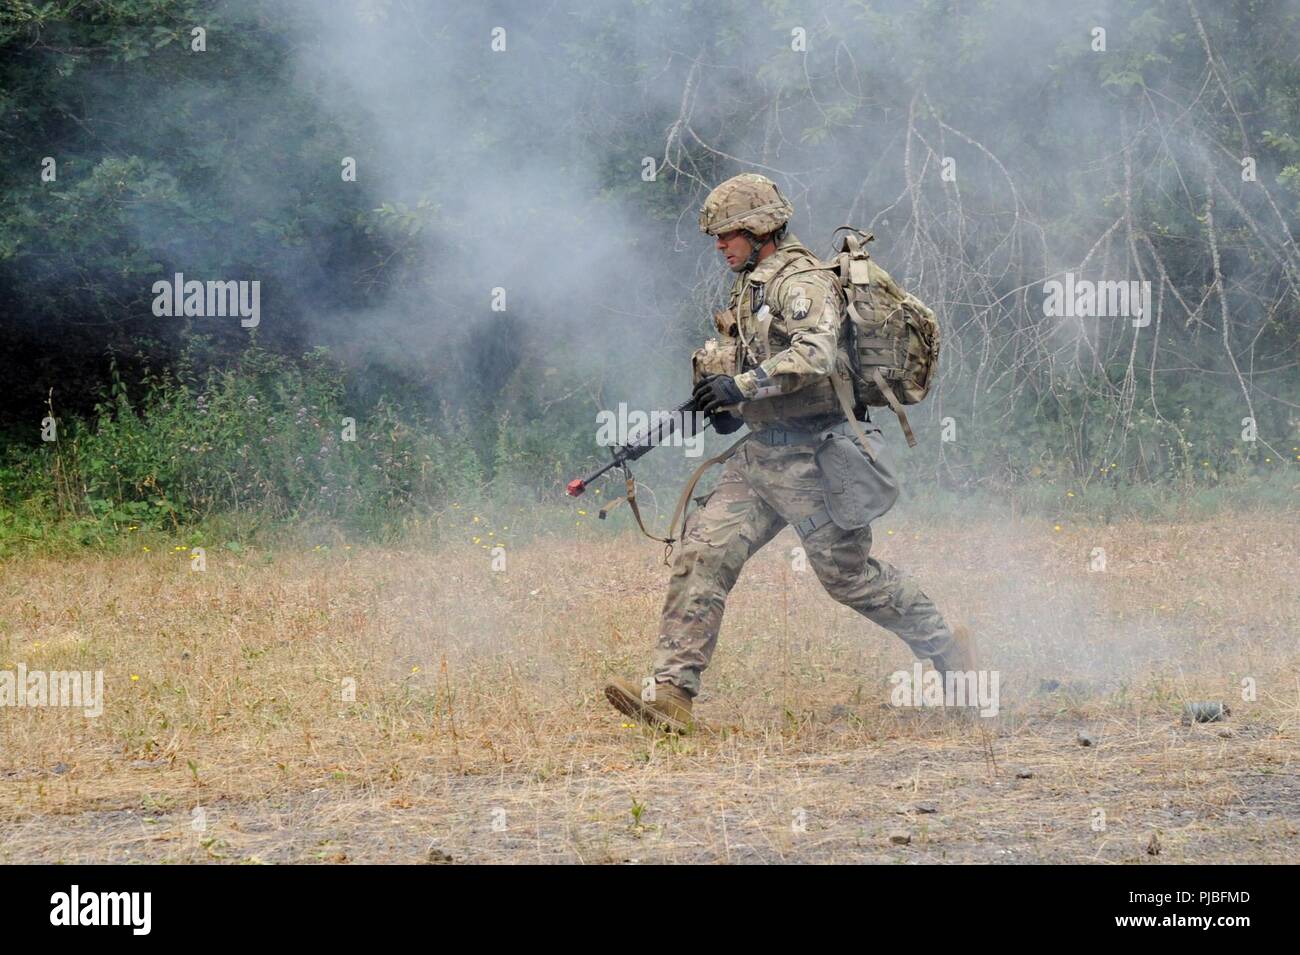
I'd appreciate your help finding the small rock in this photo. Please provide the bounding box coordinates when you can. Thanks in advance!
[888,830,912,845]
[1217,727,1235,739]
[1146,831,1162,856]
[52,762,71,775]
[1038,679,1061,692]
[1182,701,1230,724]
[1015,769,1035,779]
[180,650,191,661]
[424,847,455,864]
[914,803,939,814]
[1077,731,1096,747]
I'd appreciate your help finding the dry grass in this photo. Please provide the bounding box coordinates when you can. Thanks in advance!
[0,509,1296,863]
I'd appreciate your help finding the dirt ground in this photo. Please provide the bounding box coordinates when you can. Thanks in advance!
[1,508,1296,863]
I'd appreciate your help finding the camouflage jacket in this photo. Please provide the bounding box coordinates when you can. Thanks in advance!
[722,234,846,428]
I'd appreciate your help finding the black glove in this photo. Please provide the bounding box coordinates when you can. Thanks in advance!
[711,411,744,434]
[692,374,744,416]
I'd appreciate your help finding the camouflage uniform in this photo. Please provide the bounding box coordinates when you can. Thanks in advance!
[649,178,961,698]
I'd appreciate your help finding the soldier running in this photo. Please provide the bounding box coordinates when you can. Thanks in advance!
[605,174,974,732]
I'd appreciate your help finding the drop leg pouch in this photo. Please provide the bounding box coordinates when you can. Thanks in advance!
[814,427,899,530]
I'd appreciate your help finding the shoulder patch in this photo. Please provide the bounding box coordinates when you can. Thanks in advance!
[788,285,811,319]
[770,265,837,326]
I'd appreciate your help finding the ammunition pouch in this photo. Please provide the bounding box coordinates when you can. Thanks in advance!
[692,338,740,387]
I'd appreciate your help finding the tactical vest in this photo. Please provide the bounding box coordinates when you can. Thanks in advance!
[724,237,847,428]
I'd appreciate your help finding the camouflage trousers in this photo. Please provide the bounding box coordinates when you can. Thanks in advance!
[651,426,957,697]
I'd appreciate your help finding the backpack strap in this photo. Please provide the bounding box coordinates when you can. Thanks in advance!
[740,245,816,362]
[770,258,839,299]
[828,361,879,462]
[761,241,840,310]
[870,366,917,447]
[751,243,817,288]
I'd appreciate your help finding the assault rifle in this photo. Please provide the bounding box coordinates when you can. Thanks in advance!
[566,397,744,561]
[565,397,705,498]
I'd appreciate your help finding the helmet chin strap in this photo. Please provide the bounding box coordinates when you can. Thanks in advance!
[742,231,765,270]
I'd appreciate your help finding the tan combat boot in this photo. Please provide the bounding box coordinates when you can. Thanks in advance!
[604,677,694,734]
[932,623,982,713]
[934,623,979,673]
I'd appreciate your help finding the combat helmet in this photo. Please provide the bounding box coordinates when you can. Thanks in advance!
[699,173,793,268]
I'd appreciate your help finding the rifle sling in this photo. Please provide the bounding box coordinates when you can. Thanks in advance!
[599,473,674,549]
[599,433,751,565]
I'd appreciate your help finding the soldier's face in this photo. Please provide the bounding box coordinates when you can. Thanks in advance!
[715,229,753,272]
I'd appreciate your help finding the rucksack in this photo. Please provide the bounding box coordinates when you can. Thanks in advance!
[786,228,940,447]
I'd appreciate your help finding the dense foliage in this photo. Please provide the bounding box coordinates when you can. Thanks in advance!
[1,0,1296,544]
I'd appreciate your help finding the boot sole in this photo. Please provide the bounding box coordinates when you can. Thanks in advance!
[604,683,692,734]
